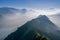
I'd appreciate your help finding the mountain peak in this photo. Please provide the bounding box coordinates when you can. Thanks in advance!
[37,15,49,20]
[35,15,50,23]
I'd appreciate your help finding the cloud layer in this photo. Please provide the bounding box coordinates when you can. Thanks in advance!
[0,7,60,40]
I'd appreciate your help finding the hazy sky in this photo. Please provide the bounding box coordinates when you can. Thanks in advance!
[0,0,60,9]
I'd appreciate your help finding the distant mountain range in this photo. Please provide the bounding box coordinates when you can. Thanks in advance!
[0,7,27,15]
[4,15,60,40]
[0,7,19,15]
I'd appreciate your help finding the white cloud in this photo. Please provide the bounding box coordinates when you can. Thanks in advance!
[31,8,60,15]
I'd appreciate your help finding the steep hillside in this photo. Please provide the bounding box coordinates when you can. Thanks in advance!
[4,15,60,40]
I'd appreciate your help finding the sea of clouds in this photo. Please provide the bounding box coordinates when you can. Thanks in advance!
[0,7,60,40]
